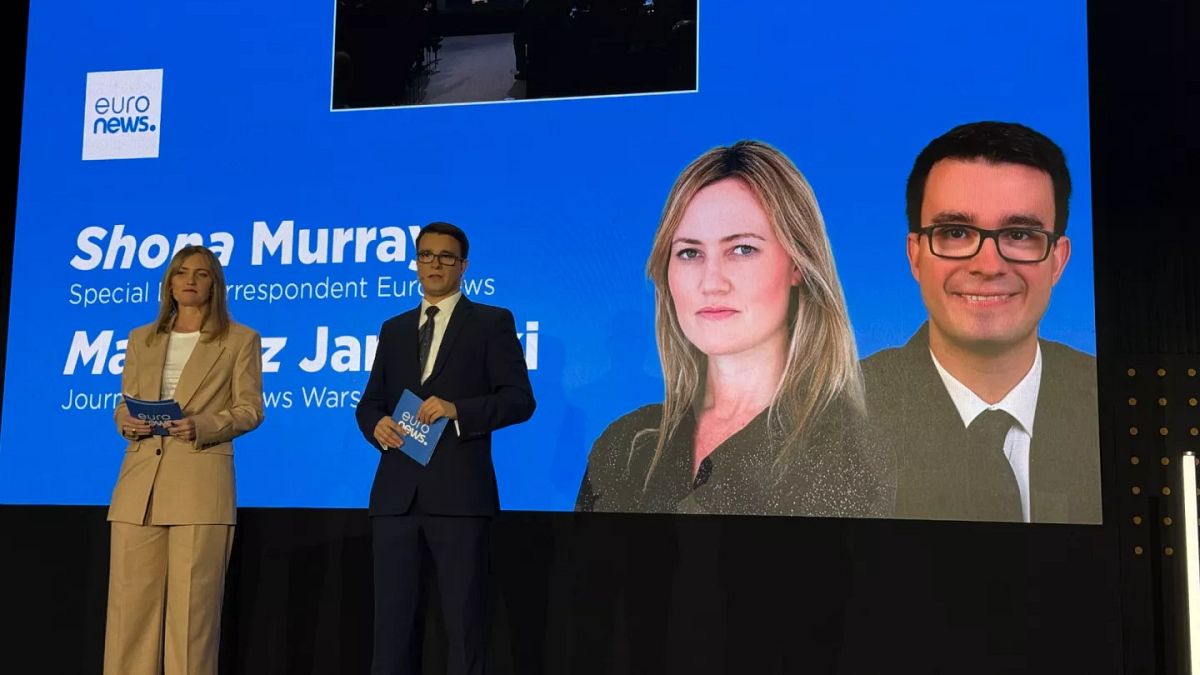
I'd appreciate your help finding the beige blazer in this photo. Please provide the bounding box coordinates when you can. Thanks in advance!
[108,319,265,526]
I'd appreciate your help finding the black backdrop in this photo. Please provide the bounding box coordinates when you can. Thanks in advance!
[0,1,1196,673]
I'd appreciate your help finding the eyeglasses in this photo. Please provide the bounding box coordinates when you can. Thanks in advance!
[416,251,464,266]
[919,224,1060,263]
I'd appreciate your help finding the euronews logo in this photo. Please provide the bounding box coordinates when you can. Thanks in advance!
[82,68,163,161]
[92,96,156,134]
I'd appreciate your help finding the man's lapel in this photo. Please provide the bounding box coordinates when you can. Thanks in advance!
[902,323,973,515]
[426,297,473,384]
[1027,343,1084,523]
[396,306,421,388]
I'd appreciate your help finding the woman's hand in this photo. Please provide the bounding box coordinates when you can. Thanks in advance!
[121,417,153,440]
[166,417,198,442]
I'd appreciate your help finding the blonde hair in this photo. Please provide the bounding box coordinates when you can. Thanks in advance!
[149,245,231,344]
[644,140,864,483]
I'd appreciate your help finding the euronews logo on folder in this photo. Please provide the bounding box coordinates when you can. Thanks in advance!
[81,68,163,161]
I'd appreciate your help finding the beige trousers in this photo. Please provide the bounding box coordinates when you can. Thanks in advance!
[103,522,235,675]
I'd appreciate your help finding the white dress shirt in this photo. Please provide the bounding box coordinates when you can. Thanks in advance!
[419,291,463,383]
[419,292,464,436]
[160,331,201,399]
[930,346,1043,522]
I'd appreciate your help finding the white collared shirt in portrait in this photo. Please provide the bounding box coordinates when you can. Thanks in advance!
[930,346,1042,523]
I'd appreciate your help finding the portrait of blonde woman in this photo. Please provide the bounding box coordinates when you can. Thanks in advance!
[105,245,264,675]
[576,141,894,517]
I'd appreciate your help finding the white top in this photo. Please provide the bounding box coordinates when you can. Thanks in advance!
[160,331,201,400]
[419,291,463,383]
[930,345,1043,522]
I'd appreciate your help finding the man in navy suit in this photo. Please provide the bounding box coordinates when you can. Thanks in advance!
[356,221,535,675]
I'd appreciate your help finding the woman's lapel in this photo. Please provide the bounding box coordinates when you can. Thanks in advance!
[138,330,170,400]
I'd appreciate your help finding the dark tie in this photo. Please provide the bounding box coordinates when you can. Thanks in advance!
[966,409,1023,522]
[418,305,439,376]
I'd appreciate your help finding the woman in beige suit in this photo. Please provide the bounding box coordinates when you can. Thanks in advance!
[105,245,264,675]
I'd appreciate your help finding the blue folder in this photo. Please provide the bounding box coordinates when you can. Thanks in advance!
[391,389,448,466]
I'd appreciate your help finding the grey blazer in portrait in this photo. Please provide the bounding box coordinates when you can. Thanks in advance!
[861,323,1101,524]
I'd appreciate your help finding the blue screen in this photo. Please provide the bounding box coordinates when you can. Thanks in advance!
[1,0,1093,509]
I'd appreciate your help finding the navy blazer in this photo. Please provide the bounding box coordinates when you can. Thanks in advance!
[356,296,535,516]
[861,324,1101,524]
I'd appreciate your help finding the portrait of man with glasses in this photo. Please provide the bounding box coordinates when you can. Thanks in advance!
[355,221,536,674]
[862,121,1100,524]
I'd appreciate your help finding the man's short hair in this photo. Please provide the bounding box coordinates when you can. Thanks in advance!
[905,121,1072,235]
[417,221,469,259]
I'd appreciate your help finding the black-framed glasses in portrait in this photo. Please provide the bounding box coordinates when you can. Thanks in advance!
[416,251,464,266]
[919,224,1061,263]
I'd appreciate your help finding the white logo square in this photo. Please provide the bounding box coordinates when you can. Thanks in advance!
[82,69,164,161]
